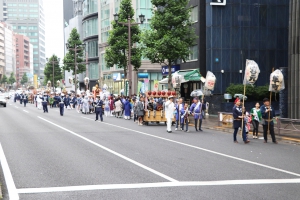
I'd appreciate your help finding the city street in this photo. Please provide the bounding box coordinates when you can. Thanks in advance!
[0,101,300,200]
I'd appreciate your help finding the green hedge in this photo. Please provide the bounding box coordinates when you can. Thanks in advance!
[225,84,275,101]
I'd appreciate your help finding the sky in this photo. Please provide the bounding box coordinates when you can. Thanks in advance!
[44,0,64,63]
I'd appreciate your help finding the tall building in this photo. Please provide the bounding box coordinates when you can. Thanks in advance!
[64,0,84,90]
[5,0,46,78]
[0,0,8,21]
[0,22,5,80]
[288,0,300,119]
[82,0,98,89]
[3,22,16,77]
[15,34,31,87]
[181,0,289,95]
[98,0,161,95]
[63,0,73,26]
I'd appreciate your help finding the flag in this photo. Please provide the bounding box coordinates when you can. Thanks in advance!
[269,69,285,92]
[153,80,159,91]
[204,71,216,90]
[243,59,260,85]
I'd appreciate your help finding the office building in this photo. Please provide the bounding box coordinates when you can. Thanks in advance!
[64,0,84,90]
[182,0,289,95]
[15,34,31,87]
[82,0,98,89]
[0,22,5,80]
[5,0,45,78]
[3,22,16,77]
[98,0,161,95]
[63,0,73,26]
[288,0,300,119]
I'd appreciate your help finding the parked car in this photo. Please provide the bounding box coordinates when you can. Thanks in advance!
[0,94,7,107]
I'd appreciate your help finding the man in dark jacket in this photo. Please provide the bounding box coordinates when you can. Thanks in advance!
[260,98,277,144]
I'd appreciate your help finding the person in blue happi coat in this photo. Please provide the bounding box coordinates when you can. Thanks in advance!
[189,97,203,132]
[175,98,185,131]
[94,95,103,121]
[22,92,28,107]
[57,93,66,116]
[19,92,23,104]
[232,98,249,144]
[41,93,49,113]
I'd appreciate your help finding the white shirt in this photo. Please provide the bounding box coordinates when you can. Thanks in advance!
[165,100,175,119]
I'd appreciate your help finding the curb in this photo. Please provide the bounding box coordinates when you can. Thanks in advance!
[187,123,300,144]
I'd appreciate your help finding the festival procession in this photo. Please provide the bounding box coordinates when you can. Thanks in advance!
[8,59,285,145]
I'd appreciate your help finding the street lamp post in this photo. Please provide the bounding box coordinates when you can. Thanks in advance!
[65,43,86,94]
[113,13,145,96]
[46,57,60,92]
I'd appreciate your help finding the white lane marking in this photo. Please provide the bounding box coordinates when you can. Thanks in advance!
[17,178,300,194]
[37,116,177,182]
[83,116,300,178]
[14,106,18,108]
[0,143,19,199]
[23,110,28,113]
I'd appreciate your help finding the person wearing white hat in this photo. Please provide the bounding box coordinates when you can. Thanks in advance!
[165,96,175,133]
[58,93,66,116]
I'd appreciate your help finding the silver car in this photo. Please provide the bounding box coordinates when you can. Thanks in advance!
[0,94,7,107]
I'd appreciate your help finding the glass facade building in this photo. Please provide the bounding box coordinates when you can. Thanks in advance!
[6,0,46,78]
[82,0,99,84]
[206,0,289,94]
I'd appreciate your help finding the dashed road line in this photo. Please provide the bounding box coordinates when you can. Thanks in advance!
[37,116,178,183]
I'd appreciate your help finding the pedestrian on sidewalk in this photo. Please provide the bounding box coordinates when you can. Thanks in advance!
[175,98,184,131]
[136,96,145,125]
[181,103,190,132]
[260,98,278,144]
[250,102,262,139]
[165,96,175,133]
[190,97,203,131]
[232,98,249,144]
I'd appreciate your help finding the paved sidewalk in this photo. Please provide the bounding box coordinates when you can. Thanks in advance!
[188,115,300,143]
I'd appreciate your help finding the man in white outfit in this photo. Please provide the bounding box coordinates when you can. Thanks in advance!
[165,96,175,133]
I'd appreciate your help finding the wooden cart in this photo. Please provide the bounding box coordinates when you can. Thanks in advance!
[143,91,176,126]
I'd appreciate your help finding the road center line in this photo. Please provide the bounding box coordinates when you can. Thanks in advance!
[16,178,300,194]
[37,116,178,182]
[0,143,19,199]
[82,116,300,178]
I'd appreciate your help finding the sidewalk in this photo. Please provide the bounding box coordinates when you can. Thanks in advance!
[188,115,300,143]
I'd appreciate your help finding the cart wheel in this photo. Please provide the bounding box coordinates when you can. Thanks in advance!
[146,122,149,126]
[164,122,167,125]
[156,121,159,124]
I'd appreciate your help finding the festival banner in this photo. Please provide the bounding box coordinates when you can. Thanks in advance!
[243,59,260,85]
[153,80,159,91]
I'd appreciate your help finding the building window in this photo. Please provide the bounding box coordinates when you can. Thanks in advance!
[82,18,98,38]
[188,45,198,61]
[83,0,98,16]
[190,6,198,23]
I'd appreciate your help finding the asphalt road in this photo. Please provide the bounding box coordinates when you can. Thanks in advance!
[0,100,300,200]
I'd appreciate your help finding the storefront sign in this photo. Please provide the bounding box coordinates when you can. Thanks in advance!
[161,65,180,76]
[113,73,121,81]
[210,0,226,6]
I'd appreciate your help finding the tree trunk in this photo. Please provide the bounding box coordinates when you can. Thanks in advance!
[167,62,172,90]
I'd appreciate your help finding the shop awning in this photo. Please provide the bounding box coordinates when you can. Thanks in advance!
[159,69,205,84]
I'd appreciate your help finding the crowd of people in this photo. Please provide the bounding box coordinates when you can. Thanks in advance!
[12,89,277,144]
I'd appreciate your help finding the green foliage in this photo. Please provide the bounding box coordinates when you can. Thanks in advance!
[44,54,63,87]
[20,73,28,85]
[63,28,85,75]
[8,72,16,85]
[225,84,272,101]
[141,0,197,89]
[105,0,142,79]
[0,74,8,84]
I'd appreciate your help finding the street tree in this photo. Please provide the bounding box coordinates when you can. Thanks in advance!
[8,72,16,85]
[0,74,8,84]
[63,28,85,76]
[105,0,142,81]
[44,54,63,87]
[20,73,28,85]
[142,0,197,89]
